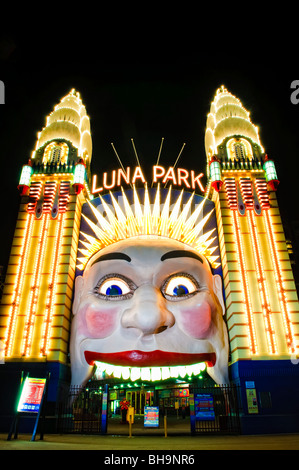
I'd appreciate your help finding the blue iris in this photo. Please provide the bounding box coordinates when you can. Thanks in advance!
[173,284,189,296]
[106,284,123,296]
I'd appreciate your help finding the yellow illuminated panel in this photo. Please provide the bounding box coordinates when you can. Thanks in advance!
[1,174,82,364]
[21,214,50,357]
[232,210,257,354]
[4,213,35,357]
[264,210,295,353]
[247,210,277,354]
[220,175,299,359]
[40,212,65,356]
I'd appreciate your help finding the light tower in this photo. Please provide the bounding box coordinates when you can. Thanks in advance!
[0,90,92,418]
[205,85,299,433]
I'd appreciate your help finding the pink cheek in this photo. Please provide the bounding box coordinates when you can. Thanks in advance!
[180,301,212,339]
[79,304,119,338]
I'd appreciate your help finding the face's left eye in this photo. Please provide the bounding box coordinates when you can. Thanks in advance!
[95,275,135,300]
[162,274,198,300]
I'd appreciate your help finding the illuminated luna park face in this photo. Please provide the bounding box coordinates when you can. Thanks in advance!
[70,236,229,387]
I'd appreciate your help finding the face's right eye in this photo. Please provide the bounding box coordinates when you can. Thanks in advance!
[99,278,131,296]
[94,275,136,300]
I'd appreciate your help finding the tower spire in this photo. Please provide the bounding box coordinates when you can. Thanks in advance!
[204,85,297,363]
[32,89,92,165]
[2,89,92,365]
[205,85,263,160]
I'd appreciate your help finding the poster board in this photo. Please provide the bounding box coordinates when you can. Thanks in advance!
[144,406,159,427]
[17,377,47,413]
[7,372,50,441]
[246,389,259,414]
[194,393,215,421]
[245,381,259,414]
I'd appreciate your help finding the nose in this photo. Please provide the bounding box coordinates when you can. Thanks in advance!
[121,284,175,335]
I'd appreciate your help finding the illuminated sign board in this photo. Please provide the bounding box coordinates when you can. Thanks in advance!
[91,165,205,194]
[144,406,159,427]
[194,393,215,421]
[17,377,47,413]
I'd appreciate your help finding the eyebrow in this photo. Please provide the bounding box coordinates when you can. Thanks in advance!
[90,252,131,267]
[161,250,203,264]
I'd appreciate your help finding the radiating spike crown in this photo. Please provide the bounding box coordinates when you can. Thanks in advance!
[77,185,220,271]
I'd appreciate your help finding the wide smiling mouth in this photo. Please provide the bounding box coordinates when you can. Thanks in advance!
[84,350,216,381]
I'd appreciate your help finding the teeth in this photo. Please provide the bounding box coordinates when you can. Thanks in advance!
[141,368,151,381]
[162,367,170,380]
[151,367,161,381]
[130,368,141,381]
[94,361,206,382]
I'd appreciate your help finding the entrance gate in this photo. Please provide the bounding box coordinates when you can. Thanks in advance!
[57,384,241,435]
[190,384,241,434]
[57,386,103,434]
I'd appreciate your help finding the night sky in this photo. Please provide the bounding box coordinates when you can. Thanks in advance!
[0,30,298,270]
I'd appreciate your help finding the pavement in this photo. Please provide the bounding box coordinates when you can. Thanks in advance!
[1,432,299,451]
[0,414,298,451]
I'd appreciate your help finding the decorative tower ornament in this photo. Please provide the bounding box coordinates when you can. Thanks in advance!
[263,154,280,191]
[18,159,33,195]
[73,158,86,194]
[209,155,223,192]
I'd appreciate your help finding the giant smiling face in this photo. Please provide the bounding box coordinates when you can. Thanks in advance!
[70,236,229,388]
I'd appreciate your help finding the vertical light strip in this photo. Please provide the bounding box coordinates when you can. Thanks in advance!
[264,210,295,353]
[247,210,277,354]
[40,212,65,356]
[232,210,257,354]
[5,213,35,357]
[21,213,50,356]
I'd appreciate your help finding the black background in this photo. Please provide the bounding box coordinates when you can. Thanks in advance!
[0,13,298,271]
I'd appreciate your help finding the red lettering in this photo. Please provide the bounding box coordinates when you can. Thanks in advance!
[191,171,204,192]
[117,167,130,186]
[132,166,146,184]
[103,170,116,189]
[153,165,165,183]
[162,167,177,185]
[92,166,205,194]
[92,174,103,193]
[177,168,190,188]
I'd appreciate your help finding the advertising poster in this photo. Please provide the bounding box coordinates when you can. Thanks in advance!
[17,377,46,413]
[144,406,159,427]
[246,389,259,414]
[195,393,215,421]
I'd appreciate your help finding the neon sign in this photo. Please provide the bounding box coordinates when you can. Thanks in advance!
[91,165,205,194]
